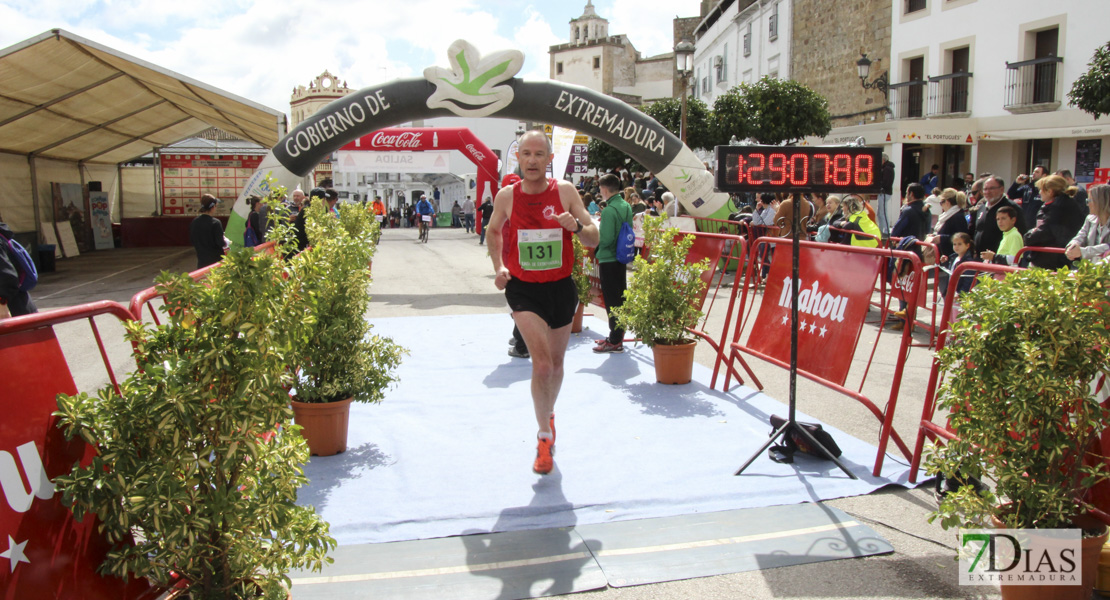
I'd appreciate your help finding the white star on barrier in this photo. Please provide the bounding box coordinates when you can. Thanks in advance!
[809,322,817,333]
[1,536,29,572]
[801,320,808,331]
[819,325,827,337]
[781,315,788,325]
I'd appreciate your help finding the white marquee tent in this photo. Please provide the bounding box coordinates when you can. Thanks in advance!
[0,29,285,238]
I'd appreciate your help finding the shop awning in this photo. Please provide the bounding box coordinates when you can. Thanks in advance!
[0,28,285,165]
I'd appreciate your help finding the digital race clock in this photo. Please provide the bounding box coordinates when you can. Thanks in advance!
[715,145,883,194]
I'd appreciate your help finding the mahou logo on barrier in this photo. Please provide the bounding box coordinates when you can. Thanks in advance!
[749,244,882,386]
[0,327,149,599]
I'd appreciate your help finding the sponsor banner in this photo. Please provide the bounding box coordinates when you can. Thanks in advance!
[959,529,1080,586]
[161,154,263,216]
[748,244,882,386]
[337,150,451,173]
[549,126,577,181]
[89,191,113,250]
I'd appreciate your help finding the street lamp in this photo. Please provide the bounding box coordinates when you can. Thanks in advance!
[674,39,695,144]
[856,53,889,102]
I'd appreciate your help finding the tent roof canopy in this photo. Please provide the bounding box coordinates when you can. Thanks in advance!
[0,29,284,165]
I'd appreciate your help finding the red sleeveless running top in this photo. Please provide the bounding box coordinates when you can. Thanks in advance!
[504,178,573,283]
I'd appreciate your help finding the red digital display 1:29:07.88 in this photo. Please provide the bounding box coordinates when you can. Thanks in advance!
[714,146,883,194]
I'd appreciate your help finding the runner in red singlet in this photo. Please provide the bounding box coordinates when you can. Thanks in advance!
[486,130,599,475]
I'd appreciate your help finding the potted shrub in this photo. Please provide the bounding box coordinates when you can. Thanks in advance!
[52,245,336,599]
[927,261,1110,599]
[612,215,710,384]
[571,235,592,333]
[287,199,405,456]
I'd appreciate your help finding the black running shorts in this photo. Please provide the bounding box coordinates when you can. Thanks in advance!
[504,276,577,329]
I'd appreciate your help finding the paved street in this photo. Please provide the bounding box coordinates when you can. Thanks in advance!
[41,226,999,599]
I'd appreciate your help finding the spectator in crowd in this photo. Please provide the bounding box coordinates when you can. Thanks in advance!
[288,188,305,220]
[0,220,37,317]
[1056,169,1088,211]
[478,196,494,245]
[190,194,227,269]
[294,188,326,253]
[244,195,263,246]
[923,187,943,229]
[461,194,476,233]
[1064,183,1110,264]
[892,183,931,242]
[662,191,679,218]
[970,176,1026,256]
[925,188,969,261]
[772,193,813,239]
[939,232,980,296]
[835,195,881,248]
[1007,174,1030,201]
[962,172,976,194]
[981,206,1024,266]
[594,173,633,354]
[451,201,463,228]
[877,155,895,235]
[920,164,940,191]
[584,193,599,216]
[750,194,777,228]
[1023,173,1086,270]
[1022,165,1049,226]
[325,189,340,216]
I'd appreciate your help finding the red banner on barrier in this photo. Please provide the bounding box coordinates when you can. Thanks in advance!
[748,244,882,386]
[0,327,150,599]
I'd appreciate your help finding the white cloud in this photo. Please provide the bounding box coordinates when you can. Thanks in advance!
[0,0,688,130]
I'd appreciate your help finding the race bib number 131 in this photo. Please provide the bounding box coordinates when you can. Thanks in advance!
[518,228,563,271]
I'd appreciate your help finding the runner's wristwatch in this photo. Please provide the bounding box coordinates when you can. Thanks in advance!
[574,218,583,233]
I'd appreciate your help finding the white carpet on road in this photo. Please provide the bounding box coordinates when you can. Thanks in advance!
[297,313,912,546]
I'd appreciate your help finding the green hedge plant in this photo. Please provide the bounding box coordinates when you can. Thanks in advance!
[53,245,336,599]
[572,235,592,307]
[927,261,1110,531]
[612,215,709,346]
[288,199,405,403]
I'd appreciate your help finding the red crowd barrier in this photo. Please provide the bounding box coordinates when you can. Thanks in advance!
[713,238,925,476]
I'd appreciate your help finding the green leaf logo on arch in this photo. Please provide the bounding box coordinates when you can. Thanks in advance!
[424,40,524,117]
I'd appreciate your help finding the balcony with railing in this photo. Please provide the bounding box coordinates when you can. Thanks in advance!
[926,72,972,117]
[1004,56,1063,113]
[889,80,927,120]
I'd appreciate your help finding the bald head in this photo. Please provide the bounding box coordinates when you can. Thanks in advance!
[519,129,553,153]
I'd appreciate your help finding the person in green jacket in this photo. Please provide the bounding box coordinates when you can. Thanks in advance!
[980,206,1023,265]
[594,173,633,354]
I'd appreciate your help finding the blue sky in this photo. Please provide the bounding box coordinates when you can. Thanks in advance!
[0,0,702,115]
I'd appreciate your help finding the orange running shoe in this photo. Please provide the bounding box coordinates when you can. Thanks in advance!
[533,436,554,475]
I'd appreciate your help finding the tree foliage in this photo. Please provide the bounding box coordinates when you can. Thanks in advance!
[715,77,832,146]
[1069,41,1110,120]
[640,96,714,152]
[586,137,640,172]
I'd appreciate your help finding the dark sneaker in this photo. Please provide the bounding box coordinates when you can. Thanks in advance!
[593,341,624,354]
[533,437,554,475]
[508,346,530,359]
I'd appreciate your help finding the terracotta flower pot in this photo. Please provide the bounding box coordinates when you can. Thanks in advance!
[290,397,353,456]
[571,302,585,333]
[650,340,697,385]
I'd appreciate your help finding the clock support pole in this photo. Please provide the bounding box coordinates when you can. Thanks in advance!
[734,192,858,479]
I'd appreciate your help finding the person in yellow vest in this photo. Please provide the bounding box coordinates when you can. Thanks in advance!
[837,195,881,248]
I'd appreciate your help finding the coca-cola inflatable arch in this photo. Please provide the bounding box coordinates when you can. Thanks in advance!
[227,39,736,241]
[336,127,500,215]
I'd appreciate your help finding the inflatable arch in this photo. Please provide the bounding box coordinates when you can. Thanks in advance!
[228,39,735,241]
[336,127,500,213]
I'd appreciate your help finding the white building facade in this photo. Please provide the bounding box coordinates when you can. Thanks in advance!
[691,0,792,108]
[810,0,1110,204]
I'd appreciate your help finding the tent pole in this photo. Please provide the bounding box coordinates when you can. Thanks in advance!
[27,154,42,241]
